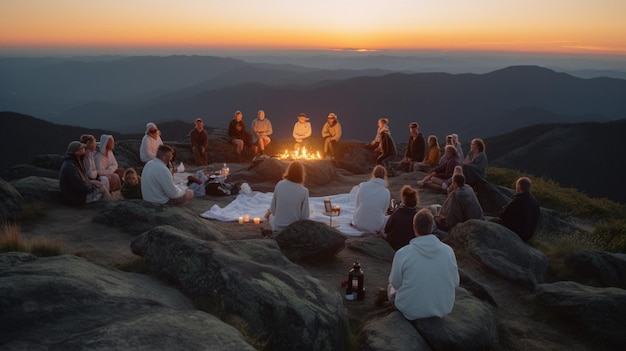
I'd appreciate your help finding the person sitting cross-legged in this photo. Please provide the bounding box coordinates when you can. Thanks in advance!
[141,145,194,205]
[387,208,460,320]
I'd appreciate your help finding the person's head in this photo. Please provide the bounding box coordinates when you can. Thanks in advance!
[283,161,305,184]
[66,141,86,157]
[80,134,97,151]
[471,138,486,153]
[413,208,434,237]
[446,134,454,145]
[452,173,466,188]
[444,144,457,157]
[327,113,337,124]
[297,113,308,124]
[146,122,159,137]
[428,135,439,147]
[234,110,243,121]
[195,118,204,131]
[372,165,387,180]
[124,168,139,185]
[451,133,460,145]
[453,165,463,175]
[516,177,532,193]
[99,135,114,152]
[257,110,265,120]
[156,145,175,164]
[378,118,389,128]
[400,185,419,207]
[409,122,419,135]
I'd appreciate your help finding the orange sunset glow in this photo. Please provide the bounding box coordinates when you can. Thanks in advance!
[2,0,626,55]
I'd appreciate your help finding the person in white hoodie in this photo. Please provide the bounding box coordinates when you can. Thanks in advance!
[388,208,460,320]
[95,134,122,192]
[140,122,163,163]
[351,165,390,234]
[292,113,312,150]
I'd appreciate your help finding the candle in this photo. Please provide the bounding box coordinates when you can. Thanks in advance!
[243,214,250,222]
[238,216,244,224]
[253,217,261,224]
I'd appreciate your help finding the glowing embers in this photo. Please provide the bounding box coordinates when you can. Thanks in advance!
[279,147,322,160]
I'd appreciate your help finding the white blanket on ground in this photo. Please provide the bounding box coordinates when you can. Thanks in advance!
[200,188,367,237]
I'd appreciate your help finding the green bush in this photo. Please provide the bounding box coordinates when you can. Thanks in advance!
[591,220,626,253]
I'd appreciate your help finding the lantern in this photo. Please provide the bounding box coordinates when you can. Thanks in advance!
[346,260,365,300]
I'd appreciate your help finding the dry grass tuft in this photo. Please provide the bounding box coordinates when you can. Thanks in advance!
[0,222,63,257]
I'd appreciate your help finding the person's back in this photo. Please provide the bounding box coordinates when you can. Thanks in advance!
[384,206,417,250]
[500,177,540,241]
[436,174,483,232]
[389,209,459,320]
[456,184,483,222]
[353,167,390,234]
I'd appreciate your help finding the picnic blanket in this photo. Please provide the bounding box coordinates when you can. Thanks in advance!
[200,187,368,237]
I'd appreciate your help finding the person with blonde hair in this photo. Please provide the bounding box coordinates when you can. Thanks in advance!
[265,161,310,232]
[384,185,420,250]
[140,122,163,163]
[80,134,110,194]
[414,135,441,172]
[95,134,123,192]
[352,165,391,234]
[321,112,342,159]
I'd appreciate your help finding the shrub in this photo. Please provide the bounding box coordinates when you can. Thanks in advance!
[591,220,626,253]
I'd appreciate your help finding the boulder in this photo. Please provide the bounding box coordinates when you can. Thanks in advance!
[535,281,626,349]
[345,236,396,262]
[564,250,626,288]
[11,176,60,204]
[358,311,432,351]
[0,163,60,182]
[92,200,225,240]
[459,268,498,307]
[0,177,24,220]
[412,287,498,351]
[131,226,349,351]
[475,180,512,217]
[30,154,64,170]
[446,220,548,286]
[0,253,254,350]
[273,219,346,262]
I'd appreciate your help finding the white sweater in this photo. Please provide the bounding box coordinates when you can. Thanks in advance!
[389,235,459,320]
[269,179,310,232]
[352,178,390,234]
[141,158,186,204]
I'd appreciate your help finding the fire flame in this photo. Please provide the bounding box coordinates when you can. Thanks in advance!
[279,147,322,160]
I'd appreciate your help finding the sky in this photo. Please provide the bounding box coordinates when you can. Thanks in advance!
[2,0,626,56]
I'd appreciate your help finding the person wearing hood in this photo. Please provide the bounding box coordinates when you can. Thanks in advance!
[434,173,483,238]
[79,134,110,193]
[95,134,123,192]
[352,165,391,235]
[292,113,312,150]
[321,112,342,159]
[388,208,459,320]
[140,122,163,163]
[59,141,111,206]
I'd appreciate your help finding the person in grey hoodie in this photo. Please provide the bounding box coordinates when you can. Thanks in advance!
[388,208,459,320]
[434,173,483,236]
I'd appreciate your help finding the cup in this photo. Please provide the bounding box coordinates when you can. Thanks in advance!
[333,205,341,216]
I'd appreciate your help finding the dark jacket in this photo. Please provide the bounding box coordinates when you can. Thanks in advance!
[405,133,425,161]
[59,155,96,206]
[228,119,252,146]
[499,192,540,241]
[384,205,418,251]
[379,131,397,159]
[432,154,461,180]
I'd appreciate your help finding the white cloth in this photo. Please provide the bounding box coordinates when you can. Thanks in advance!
[83,149,110,192]
[200,188,367,236]
[269,180,310,232]
[141,158,187,204]
[352,178,390,234]
[389,235,459,320]
[94,135,119,176]
[140,134,163,163]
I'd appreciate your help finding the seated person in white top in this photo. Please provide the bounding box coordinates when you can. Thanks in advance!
[265,161,310,232]
[352,165,391,234]
[141,145,194,205]
[388,208,460,320]
[140,122,163,163]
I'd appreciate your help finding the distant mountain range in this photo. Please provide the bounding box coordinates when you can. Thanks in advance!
[2,55,626,142]
[2,111,625,204]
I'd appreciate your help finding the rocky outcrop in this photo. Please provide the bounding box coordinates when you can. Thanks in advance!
[345,236,396,262]
[446,220,548,287]
[564,250,626,288]
[92,200,225,240]
[0,177,24,221]
[273,219,346,262]
[10,176,60,204]
[0,253,254,350]
[535,281,626,349]
[131,225,349,351]
[359,288,498,351]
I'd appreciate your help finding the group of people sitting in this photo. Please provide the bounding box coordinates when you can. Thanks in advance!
[227,110,343,161]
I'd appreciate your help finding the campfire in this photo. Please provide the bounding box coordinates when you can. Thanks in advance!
[279,147,322,160]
